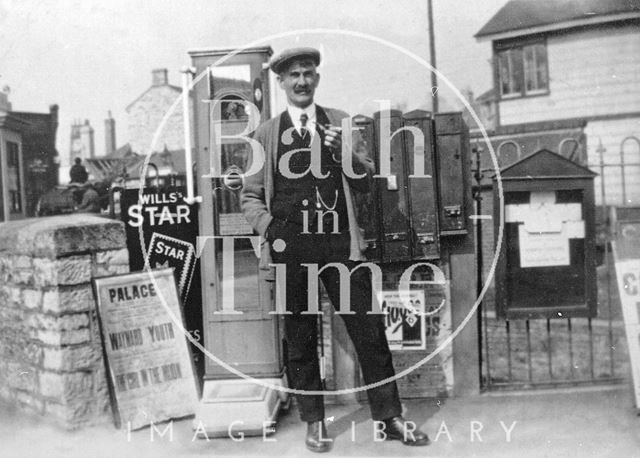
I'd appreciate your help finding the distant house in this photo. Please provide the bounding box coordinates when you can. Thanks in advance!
[473,0,640,206]
[125,69,194,157]
[464,88,499,133]
[0,92,59,220]
[98,67,252,188]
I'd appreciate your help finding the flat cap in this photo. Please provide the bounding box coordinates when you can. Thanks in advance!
[269,47,321,74]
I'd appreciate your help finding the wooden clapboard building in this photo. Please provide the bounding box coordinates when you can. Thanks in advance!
[472,0,640,204]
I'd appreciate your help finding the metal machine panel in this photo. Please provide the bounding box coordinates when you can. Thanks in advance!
[435,112,470,235]
[375,110,411,262]
[402,110,439,259]
[353,114,382,261]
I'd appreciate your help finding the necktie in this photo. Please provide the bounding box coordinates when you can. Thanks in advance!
[299,113,309,139]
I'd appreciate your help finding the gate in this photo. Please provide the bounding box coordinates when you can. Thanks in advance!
[476,136,640,390]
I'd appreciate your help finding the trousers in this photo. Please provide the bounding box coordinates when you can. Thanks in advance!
[270,225,402,422]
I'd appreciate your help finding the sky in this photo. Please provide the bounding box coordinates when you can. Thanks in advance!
[0,0,507,163]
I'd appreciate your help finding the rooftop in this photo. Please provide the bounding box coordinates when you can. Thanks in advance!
[476,0,640,40]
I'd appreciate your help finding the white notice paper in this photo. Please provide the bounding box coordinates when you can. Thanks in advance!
[518,225,570,267]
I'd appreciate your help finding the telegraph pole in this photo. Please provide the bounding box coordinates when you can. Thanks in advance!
[428,0,439,113]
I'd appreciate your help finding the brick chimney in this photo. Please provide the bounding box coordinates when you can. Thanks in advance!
[152,68,169,86]
[79,119,95,158]
[104,111,116,156]
[49,104,59,152]
[0,86,12,113]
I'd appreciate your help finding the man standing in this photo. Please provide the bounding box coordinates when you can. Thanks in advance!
[241,47,430,452]
[69,157,89,184]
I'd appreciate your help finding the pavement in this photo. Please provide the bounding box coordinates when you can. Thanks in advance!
[1,385,639,457]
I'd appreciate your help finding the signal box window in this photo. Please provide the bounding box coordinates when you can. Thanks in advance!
[497,41,548,98]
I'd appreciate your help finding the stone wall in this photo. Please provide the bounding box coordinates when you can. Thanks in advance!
[0,215,128,429]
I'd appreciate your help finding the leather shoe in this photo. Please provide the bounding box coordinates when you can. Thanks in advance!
[305,421,332,453]
[383,416,431,446]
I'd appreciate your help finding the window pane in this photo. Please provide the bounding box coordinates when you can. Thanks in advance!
[498,51,511,95]
[535,44,548,90]
[523,43,548,93]
[524,45,536,91]
[499,42,548,97]
[498,49,523,95]
[510,48,523,94]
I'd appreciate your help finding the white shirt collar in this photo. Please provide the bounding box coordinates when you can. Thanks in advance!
[287,103,317,137]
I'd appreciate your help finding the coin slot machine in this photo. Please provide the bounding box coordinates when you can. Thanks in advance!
[189,47,288,435]
[434,112,471,236]
[358,109,440,263]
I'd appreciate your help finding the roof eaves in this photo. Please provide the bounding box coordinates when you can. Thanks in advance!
[125,84,183,112]
[476,10,640,41]
[0,114,35,130]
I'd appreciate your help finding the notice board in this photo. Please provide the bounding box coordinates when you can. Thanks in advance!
[493,150,597,319]
[93,268,199,429]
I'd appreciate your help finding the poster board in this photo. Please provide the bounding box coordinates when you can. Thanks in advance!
[612,217,640,413]
[92,268,199,429]
[377,290,426,350]
[612,257,640,413]
[361,280,452,399]
[145,233,196,298]
[119,186,199,303]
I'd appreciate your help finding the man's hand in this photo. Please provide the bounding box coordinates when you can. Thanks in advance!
[318,124,342,160]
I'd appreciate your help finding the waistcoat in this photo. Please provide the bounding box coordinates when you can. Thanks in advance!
[271,108,348,233]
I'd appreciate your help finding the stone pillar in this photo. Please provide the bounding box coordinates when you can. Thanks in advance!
[0,215,128,429]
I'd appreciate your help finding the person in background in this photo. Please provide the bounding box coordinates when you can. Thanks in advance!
[69,157,88,184]
[76,181,100,213]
